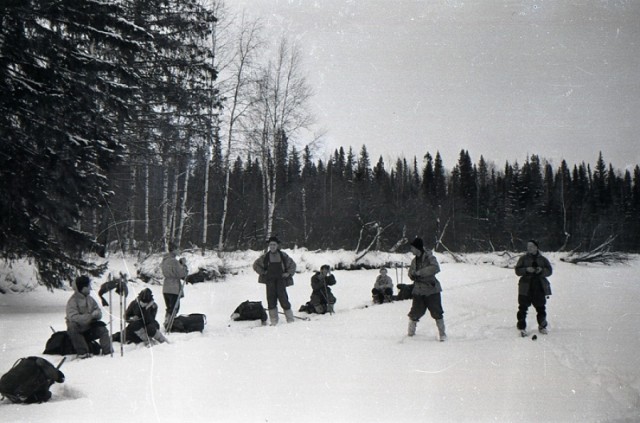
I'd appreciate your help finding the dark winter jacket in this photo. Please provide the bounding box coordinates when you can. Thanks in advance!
[310,272,337,306]
[515,252,553,297]
[66,292,102,333]
[125,299,159,325]
[253,250,297,286]
[161,252,188,295]
[408,251,442,297]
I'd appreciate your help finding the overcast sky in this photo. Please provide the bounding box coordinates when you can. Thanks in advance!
[231,0,640,171]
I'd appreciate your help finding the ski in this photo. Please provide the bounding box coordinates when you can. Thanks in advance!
[278,311,310,321]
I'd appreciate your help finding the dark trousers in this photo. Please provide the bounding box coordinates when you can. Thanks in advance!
[517,294,547,330]
[408,293,444,321]
[266,278,291,311]
[126,320,160,343]
[372,288,393,303]
[67,321,112,355]
[163,293,180,322]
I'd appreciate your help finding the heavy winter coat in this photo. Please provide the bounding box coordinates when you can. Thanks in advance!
[66,292,102,333]
[408,251,442,297]
[515,253,553,297]
[309,272,336,303]
[125,299,158,324]
[161,253,188,295]
[373,274,393,291]
[253,250,297,286]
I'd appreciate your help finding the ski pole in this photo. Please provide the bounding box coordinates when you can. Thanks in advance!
[119,287,125,357]
[109,288,113,358]
[56,357,67,370]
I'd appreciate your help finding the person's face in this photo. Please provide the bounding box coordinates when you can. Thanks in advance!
[268,242,279,253]
[380,269,387,276]
[527,242,538,255]
[410,246,421,256]
[80,286,90,296]
[321,268,330,276]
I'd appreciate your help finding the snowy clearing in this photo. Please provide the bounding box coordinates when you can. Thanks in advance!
[1,252,639,422]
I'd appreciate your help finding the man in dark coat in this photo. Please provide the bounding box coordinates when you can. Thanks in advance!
[515,240,553,335]
[125,288,168,346]
[252,236,297,325]
[407,237,447,341]
[309,265,337,314]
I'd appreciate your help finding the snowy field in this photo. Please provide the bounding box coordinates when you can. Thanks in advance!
[1,251,639,422]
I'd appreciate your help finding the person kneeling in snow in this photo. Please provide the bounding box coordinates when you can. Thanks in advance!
[308,265,337,314]
[125,288,168,346]
[372,267,394,304]
[66,275,113,359]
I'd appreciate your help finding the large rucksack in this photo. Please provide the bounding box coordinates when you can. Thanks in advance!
[43,331,101,356]
[169,313,207,333]
[0,357,65,404]
[231,301,268,322]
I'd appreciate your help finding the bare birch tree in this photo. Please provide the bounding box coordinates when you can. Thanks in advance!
[246,37,314,239]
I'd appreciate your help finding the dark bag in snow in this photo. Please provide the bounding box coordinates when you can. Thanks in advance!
[0,356,65,404]
[170,313,206,333]
[230,301,268,322]
[298,302,316,314]
[43,331,101,356]
[394,283,414,301]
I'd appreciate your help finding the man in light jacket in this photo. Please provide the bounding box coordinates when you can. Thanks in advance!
[66,275,112,359]
[161,242,188,328]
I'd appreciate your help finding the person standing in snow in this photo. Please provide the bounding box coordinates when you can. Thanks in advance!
[66,275,113,358]
[309,264,337,314]
[406,238,447,341]
[253,236,297,325]
[372,267,394,304]
[161,242,188,328]
[515,239,553,335]
[124,288,168,346]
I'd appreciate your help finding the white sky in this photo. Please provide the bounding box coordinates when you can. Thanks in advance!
[231,0,640,171]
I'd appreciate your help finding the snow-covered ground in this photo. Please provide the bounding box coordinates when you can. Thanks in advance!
[1,251,639,422]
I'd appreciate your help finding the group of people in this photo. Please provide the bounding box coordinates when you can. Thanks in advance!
[251,235,553,341]
[64,235,553,358]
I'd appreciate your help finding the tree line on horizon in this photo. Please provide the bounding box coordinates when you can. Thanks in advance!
[99,142,640,256]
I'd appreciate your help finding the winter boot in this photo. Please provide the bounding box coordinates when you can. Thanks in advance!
[134,328,152,347]
[436,319,447,342]
[284,308,295,323]
[268,308,279,326]
[152,330,169,344]
[408,320,417,337]
[538,326,549,335]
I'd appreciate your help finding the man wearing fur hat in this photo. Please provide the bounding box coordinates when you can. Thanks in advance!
[407,237,447,341]
[253,236,297,325]
[66,275,112,358]
[515,240,553,336]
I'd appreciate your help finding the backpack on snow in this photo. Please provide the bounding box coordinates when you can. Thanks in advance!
[230,301,268,322]
[169,313,207,333]
[394,283,414,301]
[0,356,65,404]
[43,331,101,356]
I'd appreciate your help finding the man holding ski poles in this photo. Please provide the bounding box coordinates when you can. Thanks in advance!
[161,242,188,330]
[309,264,337,314]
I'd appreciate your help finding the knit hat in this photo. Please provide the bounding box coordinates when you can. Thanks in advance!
[75,275,91,292]
[138,288,154,303]
[409,237,425,251]
[528,239,539,248]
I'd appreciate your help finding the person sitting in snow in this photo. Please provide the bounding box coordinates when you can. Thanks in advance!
[65,275,113,359]
[372,267,393,304]
[406,237,447,341]
[252,236,297,325]
[125,288,168,346]
[515,239,553,336]
[161,242,189,329]
[308,264,337,314]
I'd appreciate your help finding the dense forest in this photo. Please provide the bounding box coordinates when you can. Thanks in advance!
[1,1,638,288]
[101,145,640,255]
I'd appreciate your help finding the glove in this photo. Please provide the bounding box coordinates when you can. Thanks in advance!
[91,310,101,319]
